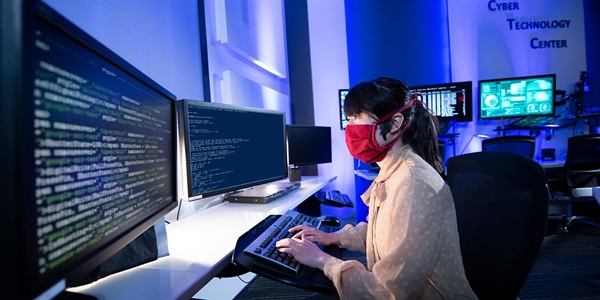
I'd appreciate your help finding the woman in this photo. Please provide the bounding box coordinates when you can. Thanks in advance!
[276,77,477,299]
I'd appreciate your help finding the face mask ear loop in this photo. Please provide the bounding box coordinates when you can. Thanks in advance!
[398,93,429,134]
[376,99,415,126]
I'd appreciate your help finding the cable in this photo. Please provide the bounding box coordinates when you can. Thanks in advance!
[237,275,254,284]
[176,198,183,221]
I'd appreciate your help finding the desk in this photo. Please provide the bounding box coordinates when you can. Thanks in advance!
[536,158,565,169]
[67,175,336,299]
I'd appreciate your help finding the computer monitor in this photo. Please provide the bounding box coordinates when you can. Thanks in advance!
[177,99,288,201]
[1,1,178,298]
[338,89,349,129]
[479,74,556,120]
[409,81,473,122]
[286,125,333,166]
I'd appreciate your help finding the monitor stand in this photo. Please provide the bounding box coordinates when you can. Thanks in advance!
[55,291,97,300]
[289,166,301,182]
[438,119,454,134]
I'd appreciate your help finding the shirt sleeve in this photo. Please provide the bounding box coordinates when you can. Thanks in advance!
[335,222,368,252]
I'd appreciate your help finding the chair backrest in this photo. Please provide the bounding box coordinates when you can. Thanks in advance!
[446,151,548,299]
[565,134,600,198]
[481,135,536,158]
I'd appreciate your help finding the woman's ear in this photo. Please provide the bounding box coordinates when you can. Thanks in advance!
[390,113,404,133]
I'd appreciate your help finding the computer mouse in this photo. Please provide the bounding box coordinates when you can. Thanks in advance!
[319,215,340,227]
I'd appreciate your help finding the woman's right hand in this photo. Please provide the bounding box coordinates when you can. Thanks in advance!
[288,225,340,246]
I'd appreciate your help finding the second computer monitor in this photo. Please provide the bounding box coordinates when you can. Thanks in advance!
[177,100,288,200]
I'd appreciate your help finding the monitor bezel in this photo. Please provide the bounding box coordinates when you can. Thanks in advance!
[409,81,474,122]
[177,99,288,201]
[478,74,557,120]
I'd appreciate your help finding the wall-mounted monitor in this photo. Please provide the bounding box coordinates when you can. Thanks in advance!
[409,81,473,122]
[479,74,556,120]
[286,125,333,166]
[338,89,349,129]
[177,100,288,201]
[2,1,178,298]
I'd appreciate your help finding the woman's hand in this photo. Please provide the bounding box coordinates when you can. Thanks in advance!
[276,233,333,270]
[287,225,340,246]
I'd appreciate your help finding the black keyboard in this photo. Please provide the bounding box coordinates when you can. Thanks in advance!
[243,210,322,276]
[324,190,354,207]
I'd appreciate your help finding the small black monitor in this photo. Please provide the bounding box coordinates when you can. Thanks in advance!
[286,125,333,166]
[177,100,288,200]
[2,1,178,298]
[338,89,349,129]
[409,81,473,122]
[479,74,556,120]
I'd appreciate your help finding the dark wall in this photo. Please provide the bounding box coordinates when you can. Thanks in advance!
[344,0,451,87]
[284,0,315,126]
[284,0,318,176]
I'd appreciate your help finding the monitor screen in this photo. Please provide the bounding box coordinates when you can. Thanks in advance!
[339,89,349,129]
[479,74,556,120]
[2,1,178,298]
[286,125,333,166]
[409,81,473,122]
[178,100,288,200]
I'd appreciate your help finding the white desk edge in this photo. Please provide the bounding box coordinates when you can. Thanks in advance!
[67,175,336,300]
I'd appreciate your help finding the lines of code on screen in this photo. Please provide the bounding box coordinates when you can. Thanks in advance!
[185,102,286,197]
[31,17,174,276]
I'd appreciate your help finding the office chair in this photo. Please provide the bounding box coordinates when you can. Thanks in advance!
[553,134,600,234]
[481,135,536,159]
[446,151,548,300]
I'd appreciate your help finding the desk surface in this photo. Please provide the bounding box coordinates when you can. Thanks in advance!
[68,175,336,299]
[536,158,565,169]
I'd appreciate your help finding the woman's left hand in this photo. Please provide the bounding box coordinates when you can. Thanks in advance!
[276,234,333,270]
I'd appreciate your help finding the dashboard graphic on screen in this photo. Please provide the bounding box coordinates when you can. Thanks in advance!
[479,74,556,120]
[409,81,473,122]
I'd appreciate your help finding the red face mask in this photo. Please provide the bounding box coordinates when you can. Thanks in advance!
[345,100,415,163]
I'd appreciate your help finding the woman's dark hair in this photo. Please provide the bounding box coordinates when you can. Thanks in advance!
[344,77,443,173]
